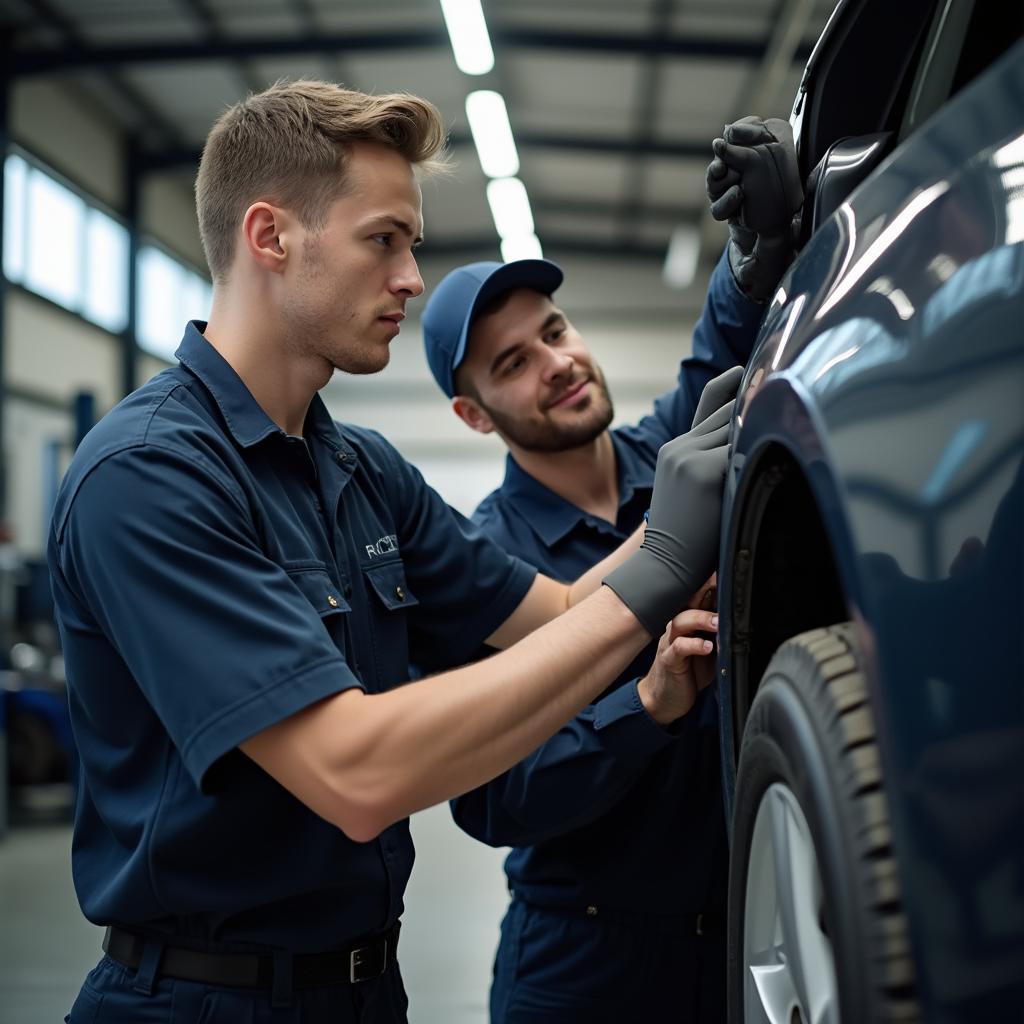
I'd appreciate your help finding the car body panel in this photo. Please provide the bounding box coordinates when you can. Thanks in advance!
[717,41,1024,1020]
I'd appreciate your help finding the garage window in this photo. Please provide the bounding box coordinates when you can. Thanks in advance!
[3,149,129,334]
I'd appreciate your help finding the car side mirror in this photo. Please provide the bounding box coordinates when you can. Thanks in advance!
[799,132,895,244]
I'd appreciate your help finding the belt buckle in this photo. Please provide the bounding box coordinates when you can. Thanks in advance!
[349,939,387,984]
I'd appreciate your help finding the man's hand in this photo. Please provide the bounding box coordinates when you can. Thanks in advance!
[603,399,733,637]
[706,115,803,302]
[638,608,719,726]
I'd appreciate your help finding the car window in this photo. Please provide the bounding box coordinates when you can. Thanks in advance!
[901,0,1024,140]
[794,0,937,179]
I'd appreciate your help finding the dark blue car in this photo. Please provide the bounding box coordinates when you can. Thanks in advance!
[715,2,1023,1022]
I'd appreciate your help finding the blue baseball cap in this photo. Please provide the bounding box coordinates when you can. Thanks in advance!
[422,259,564,398]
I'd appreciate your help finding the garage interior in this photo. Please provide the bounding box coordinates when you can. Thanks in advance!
[0,1,868,1020]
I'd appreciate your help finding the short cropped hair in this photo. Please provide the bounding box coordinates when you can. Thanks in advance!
[195,79,447,282]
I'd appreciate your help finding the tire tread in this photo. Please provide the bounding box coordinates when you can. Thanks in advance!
[786,623,919,1022]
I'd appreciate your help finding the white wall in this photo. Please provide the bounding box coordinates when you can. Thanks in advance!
[4,79,206,553]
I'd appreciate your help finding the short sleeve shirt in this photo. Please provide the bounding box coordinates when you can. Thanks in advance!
[48,322,536,952]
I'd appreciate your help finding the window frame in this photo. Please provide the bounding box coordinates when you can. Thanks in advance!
[4,145,132,334]
[3,143,213,360]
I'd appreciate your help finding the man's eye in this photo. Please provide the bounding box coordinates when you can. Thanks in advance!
[371,234,392,247]
[545,328,565,343]
[503,356,525,375]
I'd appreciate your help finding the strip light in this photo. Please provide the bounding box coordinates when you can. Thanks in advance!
[466,90,520,178]
[486,177,535,240]
[439,0,495,76]
[501,235,543,262]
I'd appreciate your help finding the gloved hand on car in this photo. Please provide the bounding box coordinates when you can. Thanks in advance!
[603,367,740,637]
[706,116,804,302]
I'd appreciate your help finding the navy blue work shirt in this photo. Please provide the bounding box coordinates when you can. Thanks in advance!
[451,249,763,916]
[48,322,535,953]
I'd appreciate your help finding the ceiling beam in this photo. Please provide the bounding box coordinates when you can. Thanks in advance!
[135,129,711,172]
[18,0,185,148]
[504,130,711,159]
[618,0,677,242]
[532,196,703,222]
[178,0,264,96]
[416,235,678,262]
[10,26,814,77]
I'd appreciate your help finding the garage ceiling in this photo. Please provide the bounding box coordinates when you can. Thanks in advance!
[1,0,839,314]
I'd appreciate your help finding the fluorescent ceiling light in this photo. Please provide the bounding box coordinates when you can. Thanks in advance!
[486,177,535,239]
[501,234,543,262]
[439,0,495,76]
[663,224,699,289]
[466,90,520,178]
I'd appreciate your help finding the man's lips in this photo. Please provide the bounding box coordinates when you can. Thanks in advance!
[548,379,590,408]
[378,312,405,335]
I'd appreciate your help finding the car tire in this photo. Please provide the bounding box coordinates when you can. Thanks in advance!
[727,623,918,1024]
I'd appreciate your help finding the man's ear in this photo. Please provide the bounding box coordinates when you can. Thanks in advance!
[452,395,494,435]
[241,202,290,274]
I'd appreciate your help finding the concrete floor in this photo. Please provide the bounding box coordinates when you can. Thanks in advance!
[0,803,509,1023]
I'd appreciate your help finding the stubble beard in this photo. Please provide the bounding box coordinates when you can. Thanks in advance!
[485,375,616,453]
[282,234,391,377]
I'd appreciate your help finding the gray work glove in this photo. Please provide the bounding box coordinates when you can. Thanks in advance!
[706,116,803,302]
[691,364,743,429]
[604,398,734,637]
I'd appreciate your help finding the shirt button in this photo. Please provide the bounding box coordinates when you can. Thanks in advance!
[327,595,339,608]
[344,583,353,598]
[394,586,405,602]
[335,451,349,464]
[586,905,598,917]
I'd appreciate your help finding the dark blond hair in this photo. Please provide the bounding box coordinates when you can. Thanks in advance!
[195,79,447,282]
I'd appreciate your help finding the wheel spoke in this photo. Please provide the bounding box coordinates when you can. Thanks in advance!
[768,785,813,1015]
[748,784,839,1024]
[779,800,837,1024]
[746,785,796,1024]
[748,960,798,1024]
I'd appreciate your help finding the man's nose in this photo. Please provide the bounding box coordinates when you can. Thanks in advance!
[393,253,424,298]
[541,347,574,381]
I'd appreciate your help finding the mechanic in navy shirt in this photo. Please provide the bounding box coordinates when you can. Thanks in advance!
[48,81,736,1024]
[420,118,801,1023]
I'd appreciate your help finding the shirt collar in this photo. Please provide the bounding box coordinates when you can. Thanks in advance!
[174,321,343,451]
[612,431,656,507]
[500,431,656,548]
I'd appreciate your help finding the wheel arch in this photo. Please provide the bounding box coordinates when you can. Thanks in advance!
[723,441,851,772]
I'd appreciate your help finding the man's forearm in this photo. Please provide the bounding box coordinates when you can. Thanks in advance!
[484,523,645,649]
[243,585,650,841]
[567,520,645,607]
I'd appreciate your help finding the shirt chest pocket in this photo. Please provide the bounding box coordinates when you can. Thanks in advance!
[361,560,420,685]
[363,561,419,613]
[286,563,351,652]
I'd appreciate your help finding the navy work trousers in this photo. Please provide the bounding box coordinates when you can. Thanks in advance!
[65,950,409,1023]
[490,898,726,1023]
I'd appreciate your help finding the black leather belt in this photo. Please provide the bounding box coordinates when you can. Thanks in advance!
[102,923,399,989]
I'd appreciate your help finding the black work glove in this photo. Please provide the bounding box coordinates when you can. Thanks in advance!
[706,116,803,302]
[604,398,734,637]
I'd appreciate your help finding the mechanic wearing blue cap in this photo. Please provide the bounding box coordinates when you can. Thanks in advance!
[421,116,802,1023]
